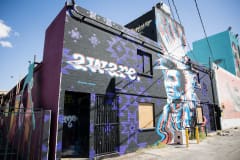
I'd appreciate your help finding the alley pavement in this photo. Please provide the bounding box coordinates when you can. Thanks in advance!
[104,126,240,160]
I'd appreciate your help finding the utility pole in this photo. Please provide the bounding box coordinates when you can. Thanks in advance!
[209,56,219,131]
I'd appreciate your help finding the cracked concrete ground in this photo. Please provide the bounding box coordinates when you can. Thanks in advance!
[105,127,240,160]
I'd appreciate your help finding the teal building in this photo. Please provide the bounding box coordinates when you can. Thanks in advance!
[188,30,240,77]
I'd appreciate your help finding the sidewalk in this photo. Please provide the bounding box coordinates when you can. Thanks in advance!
[104,127,240,160]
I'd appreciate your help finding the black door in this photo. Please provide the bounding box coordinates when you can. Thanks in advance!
[94,94,119,155]
[62,91,90,158]
[214,105,222,130]
[208,104,217,131]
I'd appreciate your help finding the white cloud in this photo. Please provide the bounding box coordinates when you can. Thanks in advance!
[0,20,11,39]
[0,40,13,48]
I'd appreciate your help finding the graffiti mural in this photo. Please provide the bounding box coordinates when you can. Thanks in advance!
[155,8,187,58]
[154,57,198,143]
[153,6,200,143]
[231,42,240,77]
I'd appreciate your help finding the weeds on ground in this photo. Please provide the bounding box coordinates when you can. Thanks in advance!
[188,131,206,141]
[199,131,206,141]
[189,132,195,140]
[136,141,166,153]
[150,141,166,149]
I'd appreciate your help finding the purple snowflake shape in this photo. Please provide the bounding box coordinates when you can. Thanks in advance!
[89,33,100,48]
[68,27,82,43]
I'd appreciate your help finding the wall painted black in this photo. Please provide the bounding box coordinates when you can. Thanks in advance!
[125,8,157,42]
[57,4,169,159]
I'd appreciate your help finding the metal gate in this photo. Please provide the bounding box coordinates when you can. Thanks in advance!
[94,94,119,155]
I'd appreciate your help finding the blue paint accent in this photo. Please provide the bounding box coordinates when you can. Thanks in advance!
[156,114,167,142]
[188,30,240,77]
[90,121,94,134]
[77,81,96,86]
[137,142,147,148]
[58,114,64,124]
[119,145,128,155]
[57,141,62,151]
[42,144,48,152]
[89,148,95,159]
[44,114,51,122]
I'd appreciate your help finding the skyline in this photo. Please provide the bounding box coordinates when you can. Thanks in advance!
[0,0,239,91]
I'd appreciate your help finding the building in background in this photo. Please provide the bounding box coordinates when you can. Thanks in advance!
[187,27,240,131]
[126,2,187,60]
[213,63,240,129]
[188,29,240,77]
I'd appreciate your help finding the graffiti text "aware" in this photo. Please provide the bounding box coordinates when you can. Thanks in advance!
[66,53,140,80]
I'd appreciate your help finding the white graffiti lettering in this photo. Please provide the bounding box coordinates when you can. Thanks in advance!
[64,115,78,128]
[134,20,152,33]
[67,53,140,80]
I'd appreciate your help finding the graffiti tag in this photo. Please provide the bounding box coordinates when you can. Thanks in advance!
[134,20,152,33]
[66,53,140,80]
[64,115,78,128]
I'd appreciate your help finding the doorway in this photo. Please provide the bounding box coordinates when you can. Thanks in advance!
[94,94,119,156]
[214,105,222,130]
[208,104,217,131]
[62,91,90,158]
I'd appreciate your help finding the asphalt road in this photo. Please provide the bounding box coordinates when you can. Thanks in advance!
[106,127,240,160]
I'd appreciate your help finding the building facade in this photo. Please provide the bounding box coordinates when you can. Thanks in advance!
[213,63,240,129]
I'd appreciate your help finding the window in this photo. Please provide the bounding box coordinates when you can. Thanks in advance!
[138,103,155,130]
[137,50,153,77]
[196,106,203,124]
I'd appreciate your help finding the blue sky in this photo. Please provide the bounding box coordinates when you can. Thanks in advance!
[0,0,239,91]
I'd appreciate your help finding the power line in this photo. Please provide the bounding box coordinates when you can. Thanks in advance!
[167,0,175,20]
[171,0,182,25]
[194,0,215,61]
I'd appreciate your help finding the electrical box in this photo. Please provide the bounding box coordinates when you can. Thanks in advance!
[174,130,186,145]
